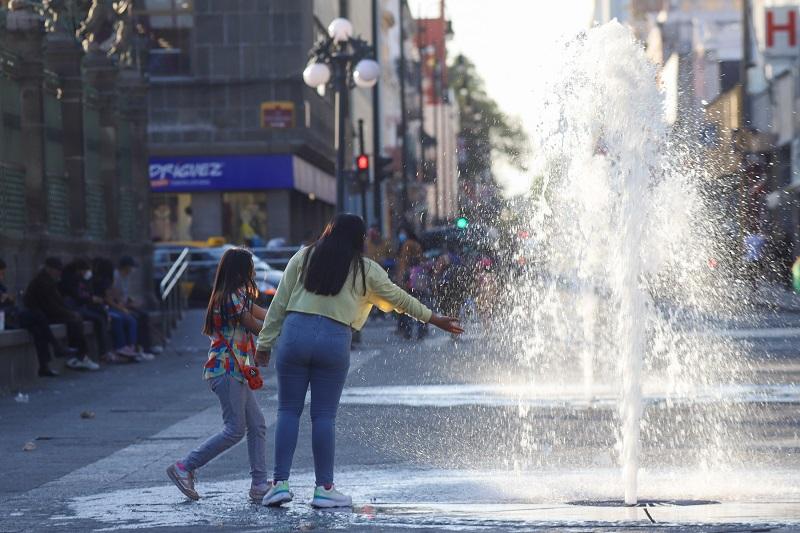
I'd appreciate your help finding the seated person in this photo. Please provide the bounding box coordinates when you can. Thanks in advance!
[60,259,118,363]
[92,258,148,361]
[22,257,99,372]
[114,256,162,355]
[1,258,77,377]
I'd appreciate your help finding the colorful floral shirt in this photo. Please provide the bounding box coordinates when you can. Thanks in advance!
[203,288,255,383]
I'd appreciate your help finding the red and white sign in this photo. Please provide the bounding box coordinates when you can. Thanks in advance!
[765,6,799,58]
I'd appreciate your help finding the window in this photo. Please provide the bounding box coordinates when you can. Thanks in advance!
[718,61,740,94]
[223,192,269,247]
[136,0,194,77]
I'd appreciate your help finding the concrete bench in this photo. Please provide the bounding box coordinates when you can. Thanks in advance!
[0,321,96,394]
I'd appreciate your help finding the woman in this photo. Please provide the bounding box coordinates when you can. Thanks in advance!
[256,214,463,508]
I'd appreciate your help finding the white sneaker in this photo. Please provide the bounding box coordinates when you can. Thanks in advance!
[262,480,293,506]
[66,356,99,371]
[310,485,352,508]
[78,356,100,371]
[138,351,155,361]
[151,345,164,355]
[117,346,138,357]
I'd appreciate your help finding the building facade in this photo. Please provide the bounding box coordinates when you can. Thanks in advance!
[146,0,339,246]
[417,14,458,226]
[0,2,150,292]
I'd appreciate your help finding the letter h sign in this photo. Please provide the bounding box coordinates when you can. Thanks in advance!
[765,6,798,58]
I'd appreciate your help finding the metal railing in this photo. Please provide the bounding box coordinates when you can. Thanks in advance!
[159,247,190,344]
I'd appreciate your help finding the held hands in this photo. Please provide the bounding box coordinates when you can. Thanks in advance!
[255,349,271,367]
[428,314,464,335]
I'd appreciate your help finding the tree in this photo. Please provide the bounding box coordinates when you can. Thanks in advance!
[449,54,529,186]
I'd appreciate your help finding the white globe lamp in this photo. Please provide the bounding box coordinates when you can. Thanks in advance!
[328,17,354,43]
[353,58,380,88]
[303,62,331,88]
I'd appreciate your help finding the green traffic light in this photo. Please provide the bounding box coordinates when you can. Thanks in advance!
[455,217,468,229]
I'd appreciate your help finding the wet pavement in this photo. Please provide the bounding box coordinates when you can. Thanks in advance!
[0,309,799,532]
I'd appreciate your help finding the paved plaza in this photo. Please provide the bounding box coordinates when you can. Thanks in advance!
[0,308,799,532]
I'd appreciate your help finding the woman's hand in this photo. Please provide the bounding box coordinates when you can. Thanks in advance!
[255,349,271,367]
[428,314,464,335]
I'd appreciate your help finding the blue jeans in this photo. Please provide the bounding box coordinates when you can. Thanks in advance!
[108,309,137,350]
[273,312,351,486]
[182,374,268,484]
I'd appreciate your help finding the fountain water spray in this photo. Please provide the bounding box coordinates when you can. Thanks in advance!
[503,21,749,505]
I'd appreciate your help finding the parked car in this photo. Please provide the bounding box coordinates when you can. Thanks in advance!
[154,242,283,308]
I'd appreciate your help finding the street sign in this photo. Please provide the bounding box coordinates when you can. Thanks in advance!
[260,101,295,128]
[764,6,798,58]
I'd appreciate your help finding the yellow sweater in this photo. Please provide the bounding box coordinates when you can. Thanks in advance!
[257,248,432,350]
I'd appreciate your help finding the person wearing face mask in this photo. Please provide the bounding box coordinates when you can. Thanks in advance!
[60,259,116,364]
[393,226,423,339]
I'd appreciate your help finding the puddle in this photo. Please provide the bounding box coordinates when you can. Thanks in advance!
[65,467,800,531]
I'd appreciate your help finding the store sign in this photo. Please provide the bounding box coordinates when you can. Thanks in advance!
[260,101,295,128]
[764,6,799,58]
[150,154,294,192]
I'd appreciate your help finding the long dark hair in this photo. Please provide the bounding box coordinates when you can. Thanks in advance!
[302,213,367,296]
[203,247,257,335]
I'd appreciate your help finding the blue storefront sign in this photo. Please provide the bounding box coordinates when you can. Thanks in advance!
[149,154,295,192]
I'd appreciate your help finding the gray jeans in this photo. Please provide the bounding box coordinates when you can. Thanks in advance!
[182,374,267,484]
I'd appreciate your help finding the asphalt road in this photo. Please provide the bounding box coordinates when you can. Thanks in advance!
[1,306,799,532]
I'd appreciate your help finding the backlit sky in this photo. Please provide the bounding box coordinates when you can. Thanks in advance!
[411,0,595,196]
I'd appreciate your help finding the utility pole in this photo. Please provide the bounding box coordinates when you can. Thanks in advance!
[358,118,368,219]
[371,0,383,229]
[398,0,409,223]
[740,0,751,127]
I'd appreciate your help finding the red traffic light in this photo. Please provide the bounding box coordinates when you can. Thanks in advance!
[356,154,369,171]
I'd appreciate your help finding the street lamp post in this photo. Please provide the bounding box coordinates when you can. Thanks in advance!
[304,18,380,213]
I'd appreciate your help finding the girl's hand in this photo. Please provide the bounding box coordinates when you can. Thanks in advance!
[255,350,271,367]
[429,314,464,335]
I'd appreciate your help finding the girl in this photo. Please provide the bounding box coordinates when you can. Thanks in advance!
[255,214,463,508]
[167,247,269,502]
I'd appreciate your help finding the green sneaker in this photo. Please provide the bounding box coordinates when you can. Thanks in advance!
[310,485,352,508]
[261,480,293,506]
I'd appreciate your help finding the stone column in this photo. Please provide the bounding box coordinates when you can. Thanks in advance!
[83,50,120,241]
[118,69,149,243]
[44,29,87,237]
[6,5,46,233]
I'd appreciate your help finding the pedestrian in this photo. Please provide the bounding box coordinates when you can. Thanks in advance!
[743,230,767,292]
[23,257,100,371]
[255,214,463,508]
[364,223,392,266]
[394,225,423,339]
[0,258,75,376]
[167,247,269,502]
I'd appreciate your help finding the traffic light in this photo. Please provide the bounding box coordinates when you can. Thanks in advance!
[455,216,468,229]
[355,153,369,185]
[374,155,394,182]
